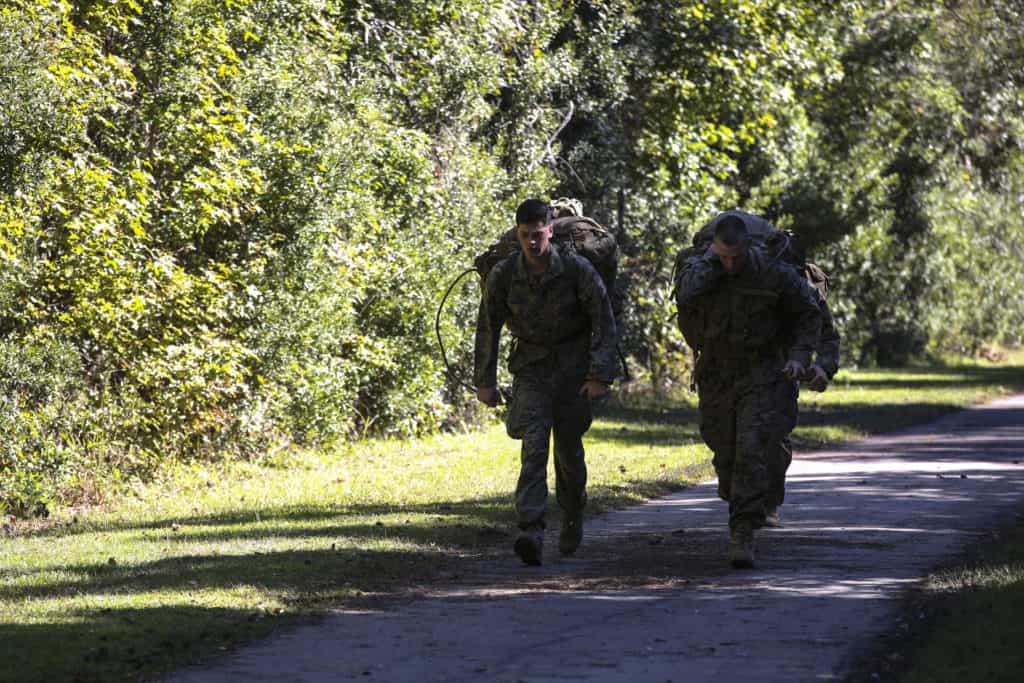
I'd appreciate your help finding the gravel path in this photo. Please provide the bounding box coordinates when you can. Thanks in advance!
[166,394,1024,683]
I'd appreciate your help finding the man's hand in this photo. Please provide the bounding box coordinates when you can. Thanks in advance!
[805,364,829,392]
[476,386,500,407]
[579,380,610,400]
[781,360,806,382]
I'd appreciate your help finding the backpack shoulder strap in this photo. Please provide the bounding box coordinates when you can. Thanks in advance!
[560,245,582,281]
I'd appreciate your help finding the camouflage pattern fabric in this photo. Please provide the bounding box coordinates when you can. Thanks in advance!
[676,246,821,529]
[475,244,617,389]
[505,367,591,528]
[699,364,798,526]
[768,288,842,507]
[768,436,794,508]
[474,244,617,529]
[813,289,841,378]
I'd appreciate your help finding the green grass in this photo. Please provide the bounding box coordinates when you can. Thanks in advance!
[898,520,1024,683]
[3,355,1024,682]
[794,353,1024,447]
[851,516,1024,683]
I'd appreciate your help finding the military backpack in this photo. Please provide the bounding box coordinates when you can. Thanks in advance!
[436,198,625,392]
[674,209,829,350]
[473,197,619,310]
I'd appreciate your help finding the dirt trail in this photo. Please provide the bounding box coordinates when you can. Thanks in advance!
[165,394,1024,682]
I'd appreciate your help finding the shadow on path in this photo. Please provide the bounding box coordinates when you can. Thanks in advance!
[158,394,1024,683]
[5,391,1024,683]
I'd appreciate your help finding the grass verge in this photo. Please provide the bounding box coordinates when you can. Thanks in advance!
[847,512,1024,683]
[3,355,1024,682]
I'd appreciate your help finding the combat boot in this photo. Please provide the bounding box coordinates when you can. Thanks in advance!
[559,511,583,555]
[763,506,782,528]
[514,527,543,566]
[729,523,755,569]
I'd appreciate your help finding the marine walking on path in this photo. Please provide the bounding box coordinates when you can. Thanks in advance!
[675,213,823,567]
[474,198,618,566]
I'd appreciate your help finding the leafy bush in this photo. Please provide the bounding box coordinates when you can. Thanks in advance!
[2,0,1023,515]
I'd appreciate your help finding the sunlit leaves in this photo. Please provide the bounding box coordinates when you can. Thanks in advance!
[1,0,1022,515]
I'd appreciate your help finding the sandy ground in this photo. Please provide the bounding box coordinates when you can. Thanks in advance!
[165,394,1024,683]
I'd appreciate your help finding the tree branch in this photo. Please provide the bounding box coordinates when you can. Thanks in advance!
[529,101,575,171]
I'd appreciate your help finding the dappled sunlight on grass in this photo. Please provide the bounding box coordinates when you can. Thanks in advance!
[793,362,1024,442]
[928,562,1024,592]
[1,402,710,681]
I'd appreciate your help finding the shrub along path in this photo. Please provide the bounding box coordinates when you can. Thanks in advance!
[165,394,1024,682]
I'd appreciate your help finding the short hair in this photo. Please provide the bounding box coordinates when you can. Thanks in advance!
[713,215,749,246]
[515,199,550,225]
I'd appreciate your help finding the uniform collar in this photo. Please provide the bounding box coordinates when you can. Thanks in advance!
[516,243,565,283]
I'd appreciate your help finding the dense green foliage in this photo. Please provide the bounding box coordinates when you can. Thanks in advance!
[1,0,1023,514]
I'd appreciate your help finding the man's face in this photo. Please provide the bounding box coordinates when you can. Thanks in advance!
[516,219,552,261]
[712,238,749,274]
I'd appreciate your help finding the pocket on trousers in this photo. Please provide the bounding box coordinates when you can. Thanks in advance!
[505,384,527,439]
[764,378,798,438]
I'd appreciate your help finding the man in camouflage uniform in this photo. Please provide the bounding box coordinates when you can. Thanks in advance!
[475,199,618,566]
[765,289,841,527]
[675,215,821,568]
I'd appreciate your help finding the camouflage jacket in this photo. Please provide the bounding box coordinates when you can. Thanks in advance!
[676,246,821,368]
[474,244,617,387]
[779,285,841,378]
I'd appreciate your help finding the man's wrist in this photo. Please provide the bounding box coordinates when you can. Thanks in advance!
[787,353,811,368]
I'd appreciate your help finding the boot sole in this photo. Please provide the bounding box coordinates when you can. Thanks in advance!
[514,536,542,566]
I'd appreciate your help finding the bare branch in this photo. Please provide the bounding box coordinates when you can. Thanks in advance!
[529,101,575,171]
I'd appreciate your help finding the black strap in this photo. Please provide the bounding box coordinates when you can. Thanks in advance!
[435,268,481,395]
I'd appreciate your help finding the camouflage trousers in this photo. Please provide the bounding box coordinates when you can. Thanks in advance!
[505,366,592,530]
[768,436,794,508]
[697,361,798,530]
[767,382,802,507]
